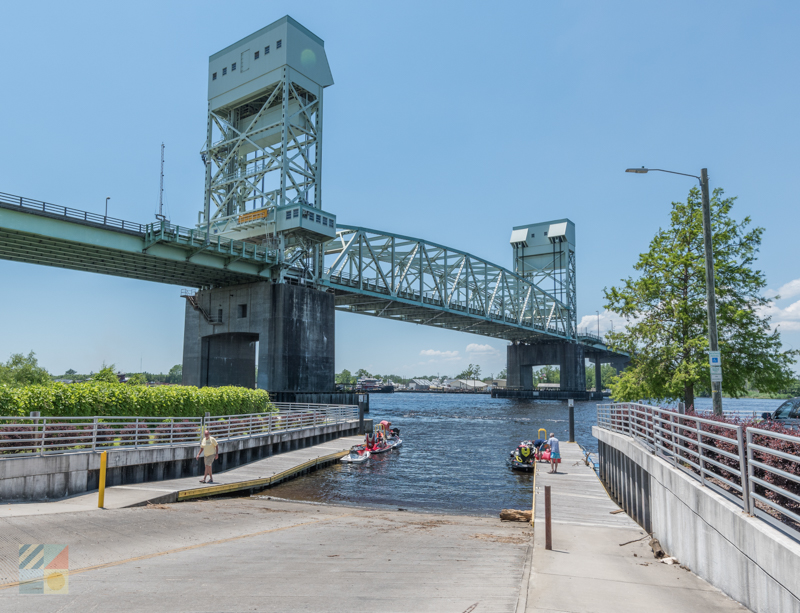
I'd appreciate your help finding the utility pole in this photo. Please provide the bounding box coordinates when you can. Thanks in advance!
[700,169,723,415]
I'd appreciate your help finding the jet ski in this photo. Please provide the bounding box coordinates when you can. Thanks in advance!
[341,446,371,463]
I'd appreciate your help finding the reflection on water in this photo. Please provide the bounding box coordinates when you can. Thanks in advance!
[265,394,785,516]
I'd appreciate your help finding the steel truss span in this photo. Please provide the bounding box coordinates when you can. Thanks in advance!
[321,225,574,343]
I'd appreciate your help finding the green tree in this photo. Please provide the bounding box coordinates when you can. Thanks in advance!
[0,352,51,386]
[497,367,508,380]
[166,364,182,384]
[355,369,372,379]
[93,365,120,385]
[536,365,560,384]
[456,364,481,379]
[336,369,355,385]
[604,187,797,408]
[126,373,148,385]
[586,364,618,390]
[65,369,77,377]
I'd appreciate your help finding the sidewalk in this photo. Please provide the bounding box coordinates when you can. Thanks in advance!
[525,442,747,613]
[0,435,363,518]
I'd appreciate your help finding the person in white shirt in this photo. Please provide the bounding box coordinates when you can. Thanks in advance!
[547,433,561,474]
[196,429,219,483]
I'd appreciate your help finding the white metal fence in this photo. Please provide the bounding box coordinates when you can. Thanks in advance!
[0,404,359,456]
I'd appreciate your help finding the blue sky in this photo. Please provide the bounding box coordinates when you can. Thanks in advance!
[0,1,798,378]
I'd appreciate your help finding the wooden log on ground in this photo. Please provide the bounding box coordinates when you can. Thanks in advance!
[499,509,532,522]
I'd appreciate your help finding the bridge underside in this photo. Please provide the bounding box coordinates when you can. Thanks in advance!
[331,292,556,342]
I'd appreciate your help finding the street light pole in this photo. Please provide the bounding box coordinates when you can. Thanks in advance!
[698,168,723,415]
[105,197,110,219]
[625,166,723,415]
[596,310,600,338]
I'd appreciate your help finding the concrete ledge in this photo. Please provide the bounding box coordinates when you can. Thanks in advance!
[594,425,800,613]
[0,419,367,502]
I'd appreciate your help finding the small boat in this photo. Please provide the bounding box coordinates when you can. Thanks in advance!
[507,439,537,472]
[341,446,371,463]
[507,454,535,472]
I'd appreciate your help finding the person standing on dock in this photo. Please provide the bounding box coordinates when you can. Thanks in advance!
[547,433,561,473]
[197,429,219,484]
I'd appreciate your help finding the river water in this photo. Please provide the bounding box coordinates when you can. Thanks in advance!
[265,394,785,516]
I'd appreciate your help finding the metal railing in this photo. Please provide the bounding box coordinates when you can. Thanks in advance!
[747,427,800,529]
[0,404,358,457]
[598,403,800,536]
[598,403,751,514]
[0,191,150,234]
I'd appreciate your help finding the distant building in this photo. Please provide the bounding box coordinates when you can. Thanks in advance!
[408,379,431,390]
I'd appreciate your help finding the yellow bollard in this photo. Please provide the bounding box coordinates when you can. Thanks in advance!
[98,451,107,508]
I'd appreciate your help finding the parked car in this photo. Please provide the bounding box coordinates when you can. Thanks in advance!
[761,397,800,427]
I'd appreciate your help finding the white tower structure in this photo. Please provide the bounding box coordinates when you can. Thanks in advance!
[510,219,576,339]
[200,16,335,279]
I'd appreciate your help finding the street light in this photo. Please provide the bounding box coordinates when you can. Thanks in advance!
[596,310,600,338]
[626,166,722,415]
[105,197,110,219]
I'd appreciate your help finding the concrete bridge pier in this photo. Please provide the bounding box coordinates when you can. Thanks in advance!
[507,341,586,391]
[585,352,630,391]
[182,281,335,393]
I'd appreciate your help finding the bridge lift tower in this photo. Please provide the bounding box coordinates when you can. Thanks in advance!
[182,16,338,396]
[507,220,585,390]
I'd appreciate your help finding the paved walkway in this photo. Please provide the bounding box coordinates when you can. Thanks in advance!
[525,442,747,613]
[0,435,364,518]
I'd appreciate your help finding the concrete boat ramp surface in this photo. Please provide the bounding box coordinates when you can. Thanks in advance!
[0,435,364,517]
[0,439,750,612]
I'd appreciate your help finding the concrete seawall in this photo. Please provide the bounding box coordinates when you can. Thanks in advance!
[594,425,800,613]
[0,419,368,502]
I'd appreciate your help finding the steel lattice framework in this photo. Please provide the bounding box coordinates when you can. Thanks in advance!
[319,226,575,343]
[201,70,322,236]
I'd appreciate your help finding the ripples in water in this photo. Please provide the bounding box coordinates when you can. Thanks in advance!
[264,394,784,516]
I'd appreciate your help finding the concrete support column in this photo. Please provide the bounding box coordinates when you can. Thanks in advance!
[558,343,586,391]
[182,281,335,393]
[258,283,335,393]
[595,358,602,392]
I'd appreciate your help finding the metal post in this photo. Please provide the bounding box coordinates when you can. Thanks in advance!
[737,426,751,514]
[92,417,98,451]
[545,485,552,550]
[98,451,107,508]
[696,417,706,486]
[568,399,575,443]
[746,429,755,516]
[700,169,723,415]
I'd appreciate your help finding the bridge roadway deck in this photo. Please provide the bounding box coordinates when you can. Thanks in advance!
[525,442,747,613]
[0,435,364,517]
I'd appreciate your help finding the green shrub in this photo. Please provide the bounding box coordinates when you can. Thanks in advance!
[0,383,274,418]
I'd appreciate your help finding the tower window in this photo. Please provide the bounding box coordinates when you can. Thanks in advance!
[322,217,328,226]
[238,304,248,318]
[276,39,282,49]
[292,209,299,218]
[232,62,237,71]
[254,50,259,59]
[222,67,227,75]
[315,214,321,223]
[212,72,217,80]
[265,45,270,54]
[285,210,291,220]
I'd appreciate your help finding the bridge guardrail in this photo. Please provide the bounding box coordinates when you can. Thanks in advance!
[598,403,800,537]
[0,191,149,234]
[0,404,358,457]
